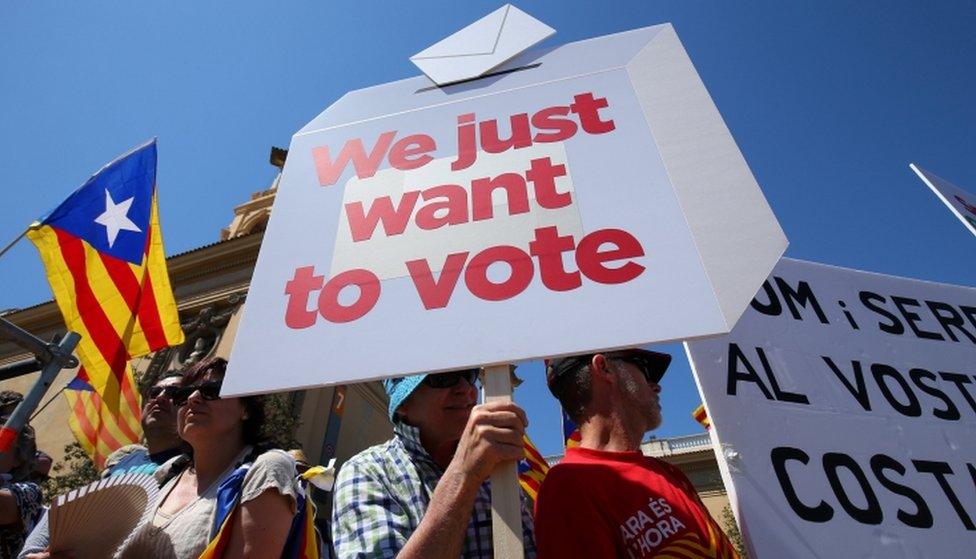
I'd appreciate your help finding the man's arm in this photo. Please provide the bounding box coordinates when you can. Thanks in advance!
[18,508,49,558]
[332,466,481,559]
[396,466,480,558]
[332,401,528,559]
[396,400,527,559]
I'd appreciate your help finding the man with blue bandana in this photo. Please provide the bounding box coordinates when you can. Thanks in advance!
[331,369,536,558]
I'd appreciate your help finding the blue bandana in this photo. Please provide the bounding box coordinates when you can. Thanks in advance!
[383,374,428,421]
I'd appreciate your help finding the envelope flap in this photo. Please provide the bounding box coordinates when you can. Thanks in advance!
[492,6,555,59]
[411,4,509,59]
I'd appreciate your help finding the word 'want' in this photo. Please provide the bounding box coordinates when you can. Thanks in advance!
[345,156,568,242]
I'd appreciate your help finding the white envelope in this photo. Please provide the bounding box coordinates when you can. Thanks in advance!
[410,4,555,86]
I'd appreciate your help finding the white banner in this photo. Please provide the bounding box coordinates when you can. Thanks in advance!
[225,24,786,395]
[687,258,976,558]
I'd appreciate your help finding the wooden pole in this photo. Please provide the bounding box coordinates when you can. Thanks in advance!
[483,364,524,558]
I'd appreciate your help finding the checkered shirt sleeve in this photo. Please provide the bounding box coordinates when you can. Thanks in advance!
[331,447,414,558]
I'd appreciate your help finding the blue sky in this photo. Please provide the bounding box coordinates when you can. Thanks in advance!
[1,2,974,457]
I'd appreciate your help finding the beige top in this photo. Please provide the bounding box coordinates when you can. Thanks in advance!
[117,448,297,559]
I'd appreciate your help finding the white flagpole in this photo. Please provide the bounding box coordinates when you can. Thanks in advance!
[0,228,29,262]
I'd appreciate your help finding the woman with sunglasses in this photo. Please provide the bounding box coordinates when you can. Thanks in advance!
[118,358,298,559]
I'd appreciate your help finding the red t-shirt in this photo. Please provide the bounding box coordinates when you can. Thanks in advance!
[534,446,739,558]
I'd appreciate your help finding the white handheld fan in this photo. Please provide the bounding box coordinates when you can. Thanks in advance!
[48,472,159,559]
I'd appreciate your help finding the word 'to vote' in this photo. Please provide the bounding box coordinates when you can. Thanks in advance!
[283,225,646,327]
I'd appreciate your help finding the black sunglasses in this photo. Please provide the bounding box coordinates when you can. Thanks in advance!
[610,356,657,385]
[146,385,181,400]
[172,380,222,407]
[422,369,479,389]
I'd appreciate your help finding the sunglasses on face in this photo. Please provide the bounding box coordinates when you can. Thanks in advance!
[611,356,657,385]
[172,380,222,407]
[422,369,479,389]
[146,385,181,401]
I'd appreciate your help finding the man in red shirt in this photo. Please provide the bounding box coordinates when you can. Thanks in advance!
[534,349,740,559]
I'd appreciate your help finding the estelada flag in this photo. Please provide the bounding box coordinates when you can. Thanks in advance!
[63,368,143,468]
[27,140,183,464]
[200,462,322,559]
[27,140,184,393]
[517,434,550,501]
[693,403,711,430]
[562,410,581,449]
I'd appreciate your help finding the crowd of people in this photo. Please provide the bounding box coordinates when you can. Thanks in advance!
[0,349,738,558]
[9,358,312,559]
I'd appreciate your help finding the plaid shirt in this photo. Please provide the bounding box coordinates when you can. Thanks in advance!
[331,422,537,558]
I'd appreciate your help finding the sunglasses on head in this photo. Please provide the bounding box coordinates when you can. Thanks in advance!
[172,380,223,407]
[146,385,181,401]
[422,369,479,389]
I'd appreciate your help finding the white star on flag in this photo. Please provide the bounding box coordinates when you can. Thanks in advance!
[94,189,142,248]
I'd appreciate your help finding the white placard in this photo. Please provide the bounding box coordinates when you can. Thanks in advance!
[686,258,976,558]
[225,24,786,396]
[911,163,976,238]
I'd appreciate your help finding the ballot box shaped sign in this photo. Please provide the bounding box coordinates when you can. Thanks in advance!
[225,23,787,395]
[686,258,976,558]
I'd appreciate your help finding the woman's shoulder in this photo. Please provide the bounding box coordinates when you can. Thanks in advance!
[248,448,297,475]
[241,448,297,486]
[153,453,191,487]
[240,448,298,507]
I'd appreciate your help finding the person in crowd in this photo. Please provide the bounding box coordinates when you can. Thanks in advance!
[26,453,51,486]
[331,368,536,558]
[20,370,188,559]
[0,391,43,559]
[106,369,187,476]
[534,350,739,558]
[115,357,298,559]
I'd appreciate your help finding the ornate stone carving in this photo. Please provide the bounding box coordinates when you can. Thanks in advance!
[142,293,245,388]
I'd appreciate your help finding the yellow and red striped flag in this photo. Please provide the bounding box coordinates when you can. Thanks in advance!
[27,140,184,466]
[62,368,142,468]
[693,403,711,430]
[518,434,550,501]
